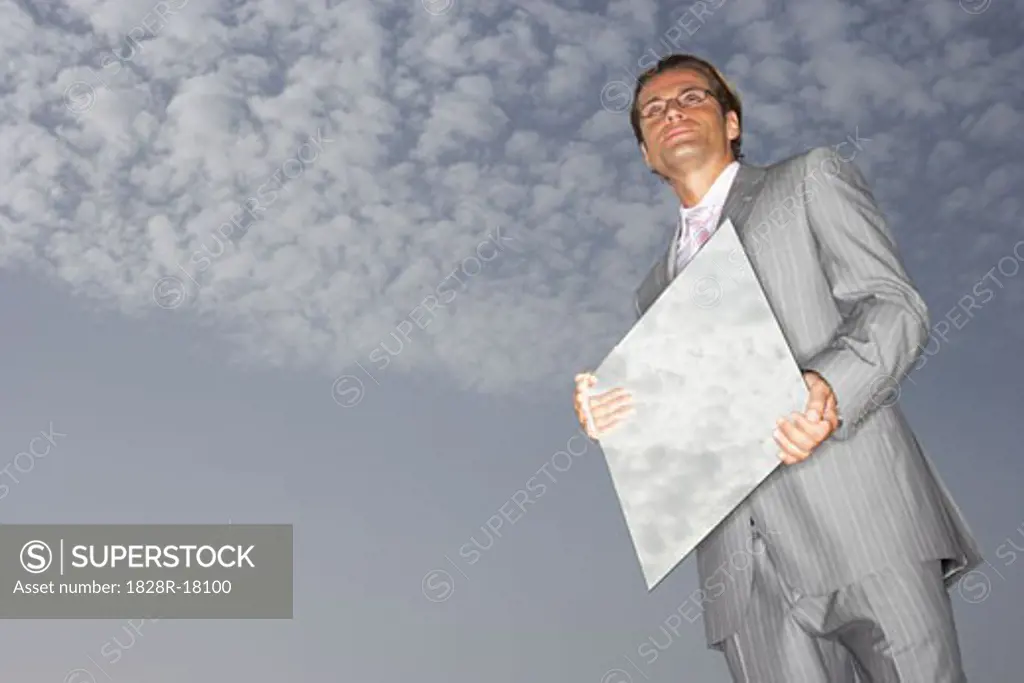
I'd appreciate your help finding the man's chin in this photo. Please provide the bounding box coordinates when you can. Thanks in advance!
[659,145,702,166]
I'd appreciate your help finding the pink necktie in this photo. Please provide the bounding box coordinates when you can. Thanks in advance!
[675,205,717,272]
[688,205,715,248]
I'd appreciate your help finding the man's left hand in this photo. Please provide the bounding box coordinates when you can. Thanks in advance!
[774,371,840,465]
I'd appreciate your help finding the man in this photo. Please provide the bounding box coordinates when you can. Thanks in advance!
[573,54,981,682]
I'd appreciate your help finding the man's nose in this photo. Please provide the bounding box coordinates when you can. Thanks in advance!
[664,104,691,122]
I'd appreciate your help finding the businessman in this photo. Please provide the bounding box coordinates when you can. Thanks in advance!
[574,54,981,682]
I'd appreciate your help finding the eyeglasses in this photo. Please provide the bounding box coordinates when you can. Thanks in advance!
[638,88,715,120]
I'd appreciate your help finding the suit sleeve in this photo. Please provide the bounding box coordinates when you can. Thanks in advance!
[799,147,930,440]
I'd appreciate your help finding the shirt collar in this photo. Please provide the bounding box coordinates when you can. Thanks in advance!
[679,161,740,221]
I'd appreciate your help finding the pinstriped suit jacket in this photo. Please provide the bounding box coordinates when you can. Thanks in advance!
[633,147,983,648]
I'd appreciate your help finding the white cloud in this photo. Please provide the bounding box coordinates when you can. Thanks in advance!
[1,0,1021,396]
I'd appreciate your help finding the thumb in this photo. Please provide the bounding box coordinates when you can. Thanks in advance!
[824,392,839,428]
[805,378,828,422]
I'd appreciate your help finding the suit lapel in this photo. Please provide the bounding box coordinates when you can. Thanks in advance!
[662,211,683,280]
[718,163,767,234]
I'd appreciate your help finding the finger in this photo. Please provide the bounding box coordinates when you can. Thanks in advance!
[590,390,633,416]
[579,386,633,437]
[601,400,636,420]
[793,410,832,435]
[587,402,636,438]
[574,377,601,410]
[575,382,614,404]
[575,401,595,436]
[577,385,622,411]
[790,412,833,448]
[779,451,801,466]
[776,415,821,453]
[594,402,636,431]
[597,418,628,436]
[574,373,597,390]
[575,384,598,436]
[774,425,804,465]
[777,441,802,465]
[578,400,601,438]
[773,421,807,456]
[773,419,810,462]
[593,393,630,413]
[592,401,632,424]
[594,387,631,402]
[574,376,600,423]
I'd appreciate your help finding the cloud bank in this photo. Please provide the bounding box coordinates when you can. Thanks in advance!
[1,0,1020,394]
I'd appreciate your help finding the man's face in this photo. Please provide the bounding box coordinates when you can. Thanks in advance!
[636,68,739,174]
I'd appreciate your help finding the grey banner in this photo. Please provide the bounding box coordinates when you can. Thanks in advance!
[0,524,292,618]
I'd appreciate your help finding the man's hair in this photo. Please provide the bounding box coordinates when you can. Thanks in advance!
[628,54,744,161]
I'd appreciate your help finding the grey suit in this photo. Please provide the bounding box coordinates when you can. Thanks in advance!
[633,147,982,677]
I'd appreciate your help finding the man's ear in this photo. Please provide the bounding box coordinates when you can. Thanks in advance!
[640,141,651,169]
[725,111,741,143]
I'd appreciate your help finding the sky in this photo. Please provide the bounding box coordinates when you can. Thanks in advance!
[1,0,1022,680]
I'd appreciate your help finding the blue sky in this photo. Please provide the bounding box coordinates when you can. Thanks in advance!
[1,0,1022,680]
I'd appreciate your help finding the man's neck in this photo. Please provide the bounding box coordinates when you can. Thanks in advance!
[667,155,736,208]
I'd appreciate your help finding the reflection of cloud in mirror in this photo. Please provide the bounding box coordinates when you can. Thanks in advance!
[595,222,807,589]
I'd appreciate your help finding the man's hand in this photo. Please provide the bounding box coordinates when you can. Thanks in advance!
[774,371,840,465]
[574,372,633,439]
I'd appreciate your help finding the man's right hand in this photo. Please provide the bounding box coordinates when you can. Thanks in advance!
[573,372,634,439]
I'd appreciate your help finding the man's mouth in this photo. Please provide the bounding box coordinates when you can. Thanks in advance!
[662,124,697,142]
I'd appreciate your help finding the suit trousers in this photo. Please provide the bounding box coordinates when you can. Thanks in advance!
[720,532,967,682]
